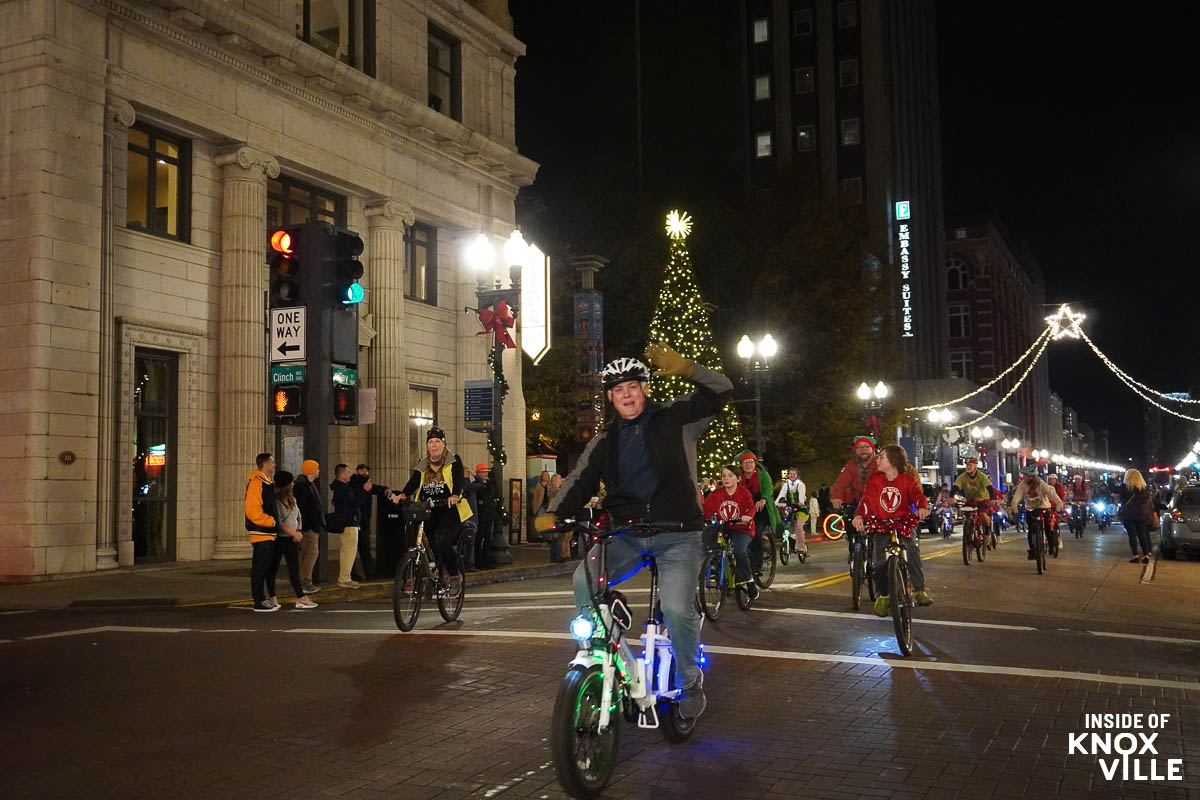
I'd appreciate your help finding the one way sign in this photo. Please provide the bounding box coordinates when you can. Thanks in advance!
[270,307,306,362]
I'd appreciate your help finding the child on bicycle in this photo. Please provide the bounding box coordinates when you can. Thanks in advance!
[775,467,809,558]
[852,444,931,616]
[702,465,758,599]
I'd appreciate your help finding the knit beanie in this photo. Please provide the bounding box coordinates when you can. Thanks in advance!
[300,459,319,476]
[275,470,295,488]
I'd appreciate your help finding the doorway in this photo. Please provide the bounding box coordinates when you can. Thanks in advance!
[132,349,178,562]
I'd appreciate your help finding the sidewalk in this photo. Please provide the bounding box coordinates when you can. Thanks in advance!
[0,543,576,610]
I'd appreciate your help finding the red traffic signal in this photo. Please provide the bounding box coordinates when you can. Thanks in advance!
[269,227,302,306]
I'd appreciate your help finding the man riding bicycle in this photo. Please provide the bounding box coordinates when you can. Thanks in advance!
[953,456,994,535]
[1009,464,1064,558]
[832,435,880,556]
[535,343,733,721]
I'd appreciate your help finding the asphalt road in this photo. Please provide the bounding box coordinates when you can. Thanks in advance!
[3,523,1199,799]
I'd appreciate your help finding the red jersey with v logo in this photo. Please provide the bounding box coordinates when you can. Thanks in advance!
[856,472,928,521]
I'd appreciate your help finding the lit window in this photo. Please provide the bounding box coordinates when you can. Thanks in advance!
[840,117,861,146]
[949,304,971,338]
[837,0,858,29]
[796,125,816,152]
[126,123,190,241]
[755,132,773,158]
[946,258,970,291]
[794,66,815,94]
[428,23,461,121]
[754,74,771,100]
[841,176,863,204]
[793,8,813,36]
[955,227,967,239]
[408,387,438,462]
[752,17,769,43]
[267,176,345,231]
[949,351,972,379]
[839,58,859,87]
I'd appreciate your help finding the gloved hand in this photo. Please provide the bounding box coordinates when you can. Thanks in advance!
[645,342,694,379]
[534,513,558,533]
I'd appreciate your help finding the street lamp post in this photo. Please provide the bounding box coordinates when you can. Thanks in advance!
[736,333,777,461]
[1000,437,1022,485]
[465,231,528,566]
[856,380,890,435]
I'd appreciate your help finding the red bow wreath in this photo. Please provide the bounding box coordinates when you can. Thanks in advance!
[477,301,516,350]
[863,415,884,436]
[864,513,919,538]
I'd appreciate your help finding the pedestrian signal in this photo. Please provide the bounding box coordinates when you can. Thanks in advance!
[270,384,303,423]
[332,383,357,423]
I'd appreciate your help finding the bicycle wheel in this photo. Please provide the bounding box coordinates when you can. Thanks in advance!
[1035,526,1046,575]
[866,537,877,601]
[962,516,973,565]
[824,513,846,541]
[552,665,620,799]
[735,584,753,611]
[779,531,790,565]
[392,551,423,632]
[437,554,466,622]
[754,530,776,589]
[698,553,726,621]
[975,531,985,562]
[850,539,864,612]
[655,653,697,744]
[889,556,914,656]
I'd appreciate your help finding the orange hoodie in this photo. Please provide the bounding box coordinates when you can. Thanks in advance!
[244,470,277,543]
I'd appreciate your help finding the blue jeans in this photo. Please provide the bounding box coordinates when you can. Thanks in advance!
[573,529,705,689]
[730,530,753,584]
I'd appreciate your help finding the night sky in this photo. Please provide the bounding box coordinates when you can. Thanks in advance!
[510,1,1200,463]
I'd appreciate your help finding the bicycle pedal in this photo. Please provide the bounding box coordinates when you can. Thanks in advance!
[637,705,660,729]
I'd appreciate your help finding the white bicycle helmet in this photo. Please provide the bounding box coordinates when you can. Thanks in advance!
[601,357,650,389]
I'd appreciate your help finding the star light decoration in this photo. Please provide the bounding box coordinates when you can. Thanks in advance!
[1044,303,1085,340]
[665,209,693,240]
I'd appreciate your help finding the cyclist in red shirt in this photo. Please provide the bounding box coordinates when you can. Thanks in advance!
[853,444,931,616]
[702,465,758,598]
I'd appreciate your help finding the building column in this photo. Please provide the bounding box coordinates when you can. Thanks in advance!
[96,95,135,570]
[212,146,279,559]
[365,199,414,483]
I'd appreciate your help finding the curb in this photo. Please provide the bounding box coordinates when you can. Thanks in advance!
[178,557,578,608]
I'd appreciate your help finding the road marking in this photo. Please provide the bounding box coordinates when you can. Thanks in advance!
[1089,630,1200,646]
[0,610,35,615]
[16,624,1200,690]
[1141,557,1157,584]
[773,546,959,590]
[323,605,577,613]
[754,607,1037,631]
[470,588,650,599]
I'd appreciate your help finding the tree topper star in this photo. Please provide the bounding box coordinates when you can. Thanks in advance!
[1045,303,1086,340]
[665,209,692,240]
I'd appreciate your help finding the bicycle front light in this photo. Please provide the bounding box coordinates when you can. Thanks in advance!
[1092,502,1104,513]
[570,615,595,643]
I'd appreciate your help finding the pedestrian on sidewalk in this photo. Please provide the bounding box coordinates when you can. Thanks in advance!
[472,464,497,569]
[349,464,390,580]
[548,473,571,562]
[294,459,325,595]
[330,464,362,588]
[1119,468,1158,564]
[245,453,281,611]
[459,466,481,571]
[268,471,318,610]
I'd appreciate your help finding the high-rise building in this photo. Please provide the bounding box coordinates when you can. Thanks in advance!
[736,0,945,377]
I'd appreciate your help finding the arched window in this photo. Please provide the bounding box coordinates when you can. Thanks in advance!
[946,257,970,291]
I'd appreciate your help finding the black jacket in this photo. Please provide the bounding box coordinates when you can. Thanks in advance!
[295,475,325,533]
[1118,485,1157,524]
[349,473,389,523]
[550,364,733,526]
[330,479,360,526]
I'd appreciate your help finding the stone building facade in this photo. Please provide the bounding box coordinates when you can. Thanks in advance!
[0,0,537,577]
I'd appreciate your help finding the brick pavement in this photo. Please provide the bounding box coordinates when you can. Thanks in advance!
[3,623,1199,800]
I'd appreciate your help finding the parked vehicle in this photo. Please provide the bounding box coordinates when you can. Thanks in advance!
[1160,487,1200,560]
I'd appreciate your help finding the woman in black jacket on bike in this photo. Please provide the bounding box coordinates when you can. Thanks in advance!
[395,428,473,593]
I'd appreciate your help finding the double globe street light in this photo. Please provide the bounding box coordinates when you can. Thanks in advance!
[736,333,778,462]
[463,229,532,564]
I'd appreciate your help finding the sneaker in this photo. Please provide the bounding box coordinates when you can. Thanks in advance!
[295,596,318,610]
[746,583,760,601]
[253,601,280,612]
[268,596,280,609]
[677,674,706,720]
[337,579,361,589]
[914,590,933,606]
[873,595,889,617]
[301,581,321,595]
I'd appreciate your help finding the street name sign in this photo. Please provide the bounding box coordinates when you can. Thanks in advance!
[270,364,307,384]
[270,307,306,362]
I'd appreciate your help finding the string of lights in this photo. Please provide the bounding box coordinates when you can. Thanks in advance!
[947,333,1051,431]
[904,327,1051,412]
[1078,328,1200,406]
[1092,348,1200,423]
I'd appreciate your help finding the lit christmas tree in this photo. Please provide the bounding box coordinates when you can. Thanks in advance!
[647,210,745,478]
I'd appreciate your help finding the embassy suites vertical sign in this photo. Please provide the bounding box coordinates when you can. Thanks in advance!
[896,201,914,338]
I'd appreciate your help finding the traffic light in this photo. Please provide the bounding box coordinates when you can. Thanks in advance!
[333,229,364,305]
[332,383,357,422]
[270,384,304,423]
[269,226,303,307]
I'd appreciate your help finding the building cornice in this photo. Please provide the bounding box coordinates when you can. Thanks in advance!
[426,0,524,59]
[100,0,537,190]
